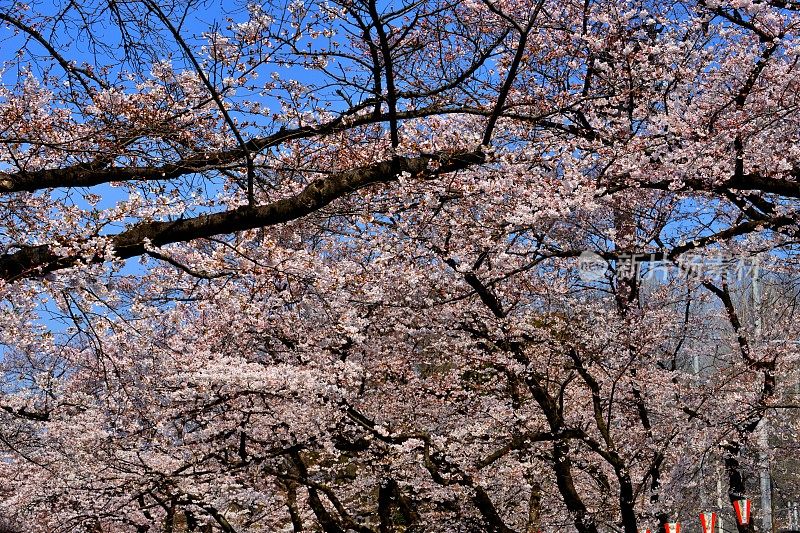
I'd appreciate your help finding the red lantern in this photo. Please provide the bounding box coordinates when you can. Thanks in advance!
[700,512,717,533]
[733,499,751,526]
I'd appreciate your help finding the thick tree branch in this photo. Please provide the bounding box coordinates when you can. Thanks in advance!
[0,106,475,194]
[0,149,485,281]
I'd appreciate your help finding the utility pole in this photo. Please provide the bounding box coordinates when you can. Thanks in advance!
[718,477,725,533]
[758,425,772,533]
[753,268,773,533]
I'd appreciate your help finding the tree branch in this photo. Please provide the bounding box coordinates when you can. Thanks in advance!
[0,149,485,282]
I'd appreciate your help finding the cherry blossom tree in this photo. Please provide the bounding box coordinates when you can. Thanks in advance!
[0,0,799,532]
